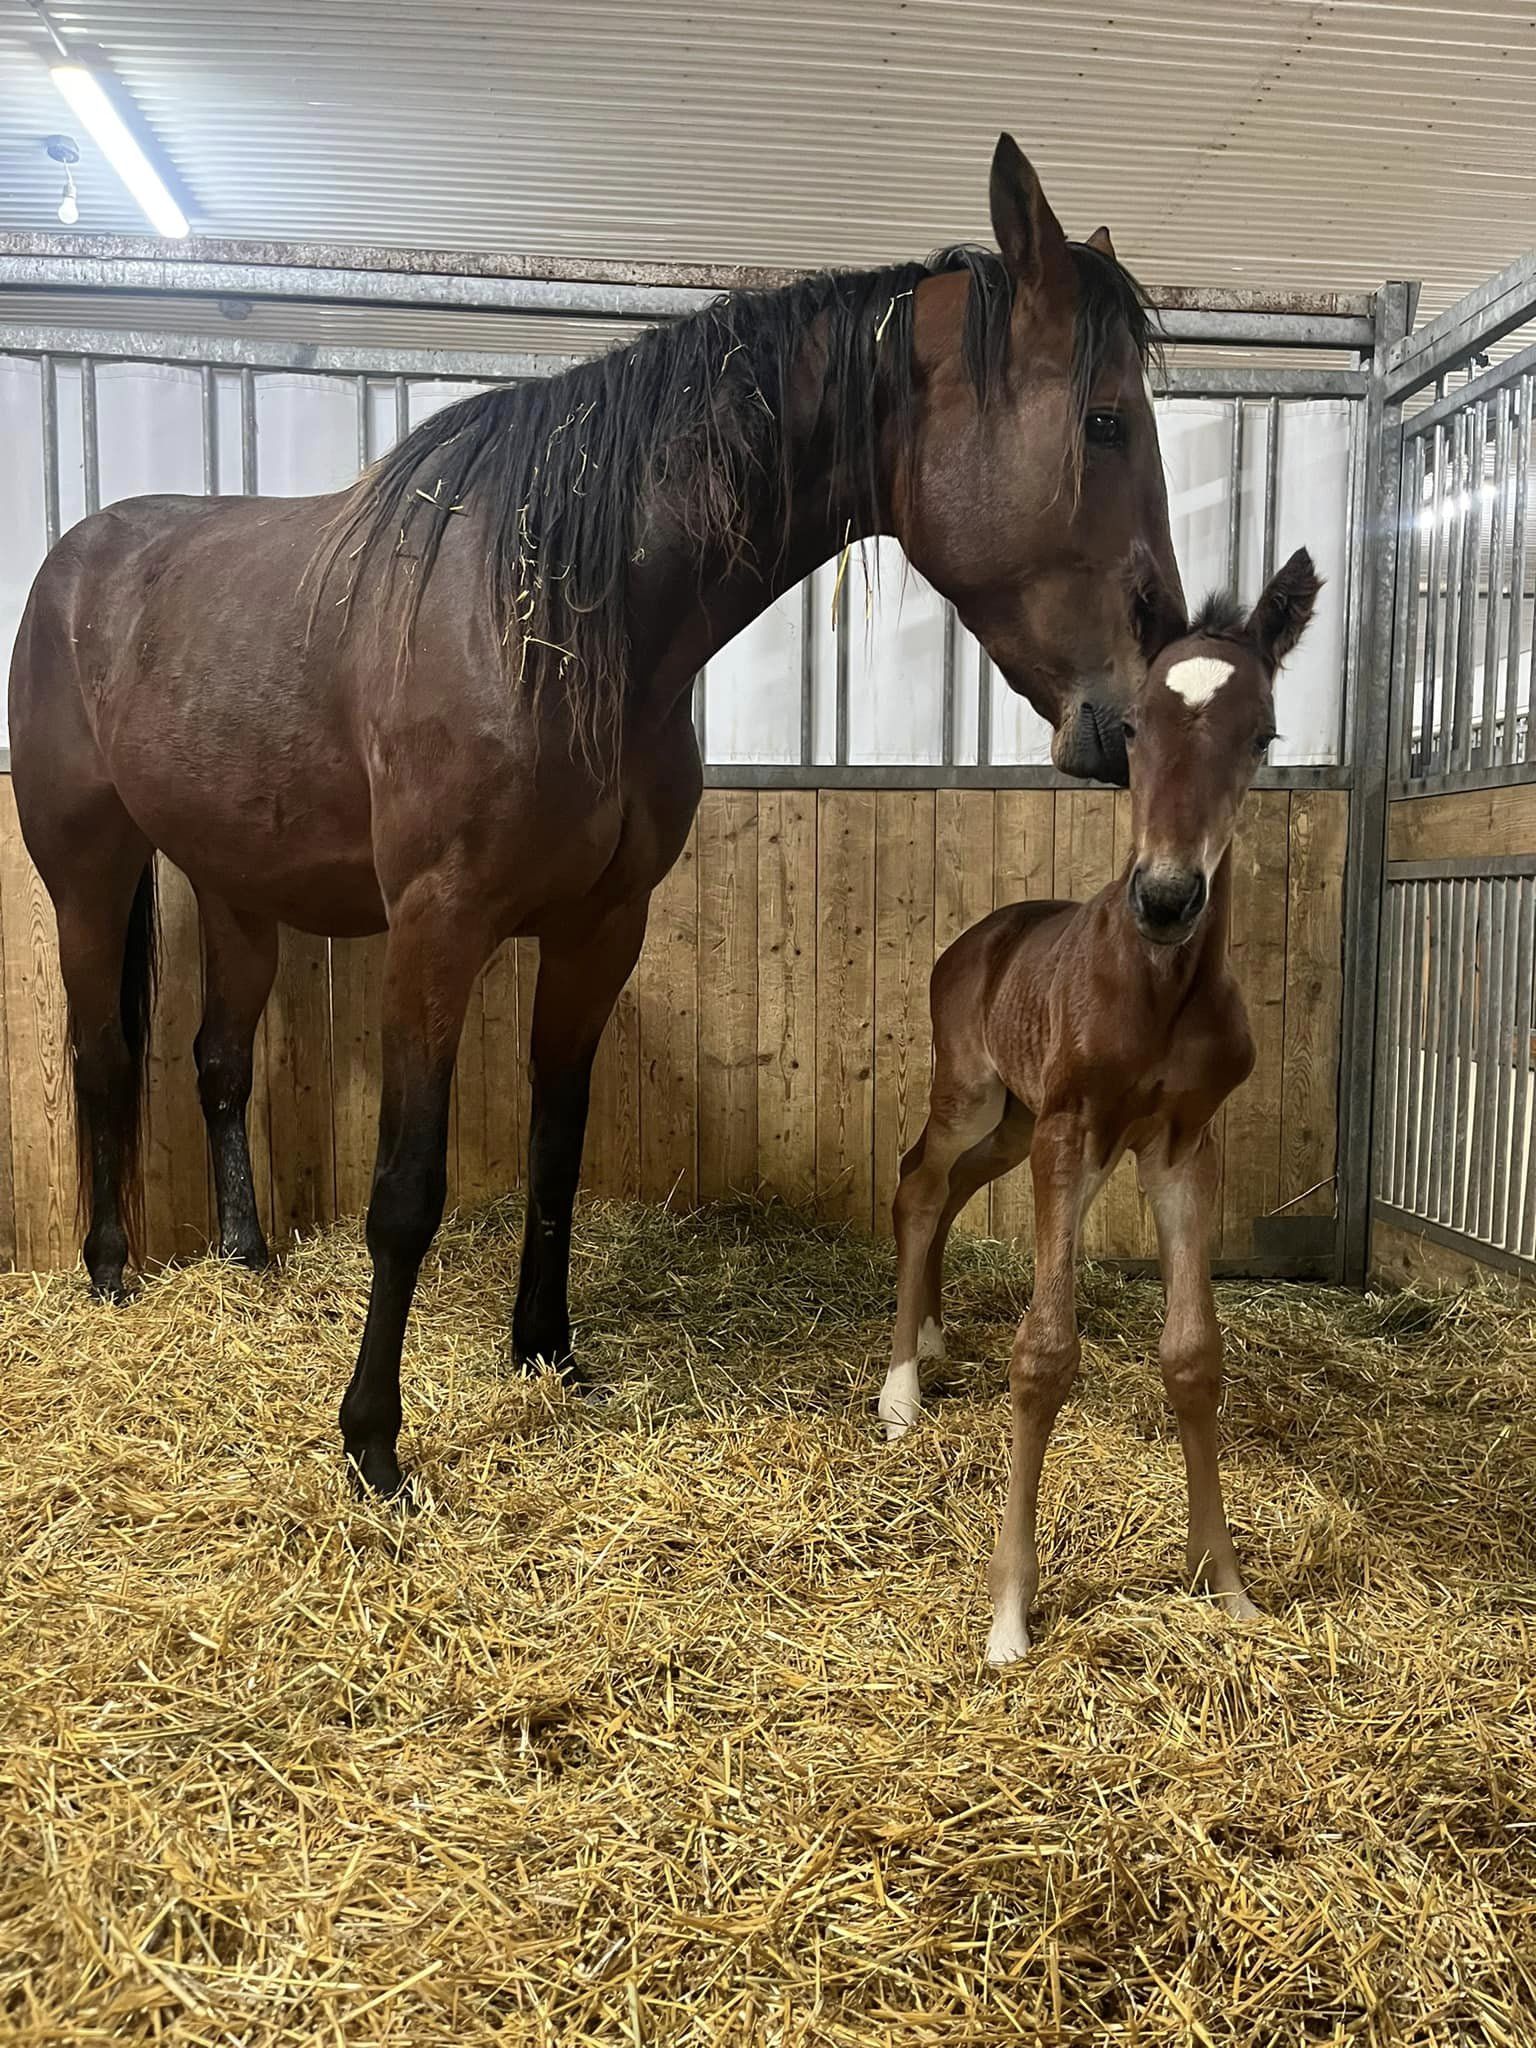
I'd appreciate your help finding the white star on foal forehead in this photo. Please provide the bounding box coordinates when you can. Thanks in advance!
[1164,655,1235,710]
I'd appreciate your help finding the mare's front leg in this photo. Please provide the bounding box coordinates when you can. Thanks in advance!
[511,898,649,1385]
[338,881,492,1498]
[986,1112,1090,1664]
[1139,1130,1258,1620]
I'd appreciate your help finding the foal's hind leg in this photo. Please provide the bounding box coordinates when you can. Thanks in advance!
[195,894,278,1269]
[1138,1131,1258,1621]
[880,1072,1006,1439]
[917,1094,1034,1357]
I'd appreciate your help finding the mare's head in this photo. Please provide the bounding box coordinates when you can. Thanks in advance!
[1125,548,1321,946]
[898,135,1182,785]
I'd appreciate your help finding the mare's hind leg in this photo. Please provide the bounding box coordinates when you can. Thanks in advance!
[880,1069,1006,1440]
[195,894,278,1269]
[33,795,155,1300]
[1138,1130,1258,1620]
[339,885,493,1497]
[511,898,649,1383]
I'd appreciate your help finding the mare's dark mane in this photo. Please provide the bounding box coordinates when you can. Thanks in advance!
[312,241,1153,774]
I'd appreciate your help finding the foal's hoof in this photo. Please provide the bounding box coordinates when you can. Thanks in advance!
[345,1445,413,1506]
[985,1620,1032,1667]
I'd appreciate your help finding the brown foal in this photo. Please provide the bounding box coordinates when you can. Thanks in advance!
[880,548,1320,1663]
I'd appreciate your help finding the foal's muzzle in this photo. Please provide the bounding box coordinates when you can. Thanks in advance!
[1129,864,1208,945]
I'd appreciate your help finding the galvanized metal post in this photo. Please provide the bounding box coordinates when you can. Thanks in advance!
[1338,281,1417,1287]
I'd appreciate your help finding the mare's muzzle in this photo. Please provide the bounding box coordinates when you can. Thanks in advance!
[1054,698,1130,787]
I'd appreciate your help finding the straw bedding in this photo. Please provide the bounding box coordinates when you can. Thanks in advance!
[2,1195,1533,2045]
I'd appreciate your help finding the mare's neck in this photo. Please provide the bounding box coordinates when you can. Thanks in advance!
[627,277,955,701]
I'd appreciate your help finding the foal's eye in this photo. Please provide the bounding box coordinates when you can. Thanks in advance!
[1086,410,1126,449]
[1121,719,1138,743]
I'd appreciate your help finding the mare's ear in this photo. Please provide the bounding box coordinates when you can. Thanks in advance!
[989,135,1074,302]
[1248,547,1321,666]
[1127,546,1188,664]
[1084,225,1117,261]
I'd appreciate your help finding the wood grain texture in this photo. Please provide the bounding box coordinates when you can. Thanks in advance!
[873,791,935,1236]
[0,779,76,1270]
[1222,792,1292,1256]
[757,791,817,1204]
[1388,784,1536,863]
[262,929,336,1243]
[330,934,387,1218]
[989,791,1056,1254]
[697,791,759,1201]
[454,940,524,1213]
[637,823,698,1206]
[143,860,211,1262]
[933,790,996,1233]
[816,791,877,1227]
[1281,792,1348,1216]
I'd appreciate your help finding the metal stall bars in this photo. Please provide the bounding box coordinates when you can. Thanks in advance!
[1367,251,1536,1279]
[0,239,1386,1281]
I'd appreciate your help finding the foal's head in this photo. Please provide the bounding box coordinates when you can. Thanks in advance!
[1124,548,1320,946]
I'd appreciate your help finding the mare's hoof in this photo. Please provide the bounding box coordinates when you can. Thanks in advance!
[223,1239,271,1274]
[88,1276,131,1306]
[345,1445,413,1506]
[513,1347,593,1394]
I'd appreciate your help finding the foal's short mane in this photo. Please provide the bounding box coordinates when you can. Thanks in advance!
[1187,592,1251,644]
[310,241,1153,778]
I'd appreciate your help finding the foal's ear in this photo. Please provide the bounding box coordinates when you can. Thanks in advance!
[1248,547,1322,666]
[1127,547,1188,663]
[1084,225,1118,261]
[989,134,1073,300]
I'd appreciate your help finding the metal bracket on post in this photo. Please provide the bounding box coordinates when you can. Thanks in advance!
[1336,281,1417,1288]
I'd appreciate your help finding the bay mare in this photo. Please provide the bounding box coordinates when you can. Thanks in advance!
[9,136,1182,1495]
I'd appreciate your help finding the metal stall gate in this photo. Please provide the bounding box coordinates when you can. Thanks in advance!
[0,239,1389,1275]
[1365,257,1536,1282]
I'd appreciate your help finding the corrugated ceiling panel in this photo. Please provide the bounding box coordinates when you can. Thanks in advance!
[1,1,1534,341]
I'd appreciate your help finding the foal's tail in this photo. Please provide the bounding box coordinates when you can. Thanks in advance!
[71,859,161,1261]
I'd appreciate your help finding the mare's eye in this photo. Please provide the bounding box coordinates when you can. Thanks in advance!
[1086,411,1126,449]
[1254,731,1277,756]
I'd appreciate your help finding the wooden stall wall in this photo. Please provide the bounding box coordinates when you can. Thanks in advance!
[0,777,1347,1274]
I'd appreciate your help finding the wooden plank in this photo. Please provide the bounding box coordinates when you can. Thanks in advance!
[757,791,818,1204]
[1388,784,1536,864]
[816,790,877,1227]
[0,783,18,1270]
[584,956,640,1201]
[142,860,211,1264]
[989,791,1056,1254]
[1280,792,1348,1218]
[330,932,387,1217]
[261,928,336,1244]
[934,789,996,1233]
[0,779,75,1270]
[453,939,523,1215]
[873,791,935,1236]
[1101,792,1154,1259]
[637,822,698,1206]
[697,791,759,1201]
[1222,792,1292,1256]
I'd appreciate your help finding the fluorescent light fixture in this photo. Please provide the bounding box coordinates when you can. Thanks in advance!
[49,61,188,238]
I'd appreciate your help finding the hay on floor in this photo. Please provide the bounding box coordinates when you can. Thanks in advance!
[2,1196,1534,2045]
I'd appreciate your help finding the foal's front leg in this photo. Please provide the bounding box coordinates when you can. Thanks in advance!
[1139,1131,1258,1620]
[987,1113,1089,1664]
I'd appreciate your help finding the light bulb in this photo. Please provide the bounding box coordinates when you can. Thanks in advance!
[57,172,79,226]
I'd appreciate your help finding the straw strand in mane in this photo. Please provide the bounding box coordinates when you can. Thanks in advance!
[308,242,1153,779]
